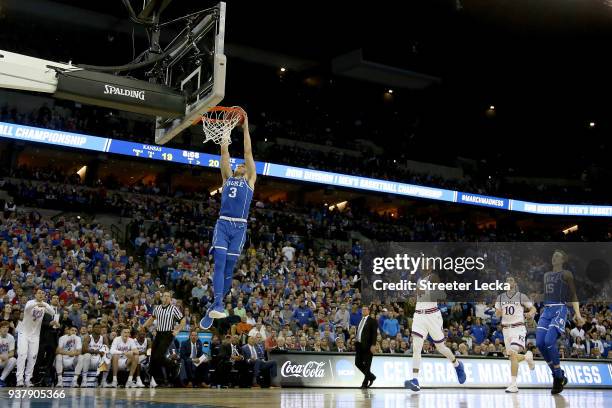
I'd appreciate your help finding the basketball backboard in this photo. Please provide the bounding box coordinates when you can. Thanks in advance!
[154,2,227,145]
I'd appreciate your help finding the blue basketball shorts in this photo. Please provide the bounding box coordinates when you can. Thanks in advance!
[211,219,247,257]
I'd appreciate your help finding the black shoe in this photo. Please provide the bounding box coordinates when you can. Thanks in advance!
[368,374,376,387]
[360,381,368,389]
[561,370,568,387]
[551,376,563,395]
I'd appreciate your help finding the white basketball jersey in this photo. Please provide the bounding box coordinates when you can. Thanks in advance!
[135,338,148,354]
[495,291,533,325]
[415,275,439,310]
[111,337,136,354]
[58,334,82,353]
[17,300,54,338]
[89,335,104,353]
[0,333,15,357]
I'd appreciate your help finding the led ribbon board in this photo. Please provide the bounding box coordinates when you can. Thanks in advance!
[1,121,612,217]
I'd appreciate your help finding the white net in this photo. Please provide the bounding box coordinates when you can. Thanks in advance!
[201,106,244,145]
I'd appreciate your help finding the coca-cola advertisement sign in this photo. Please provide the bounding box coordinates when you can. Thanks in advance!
[281,361,326,378]
[270,352,612,389]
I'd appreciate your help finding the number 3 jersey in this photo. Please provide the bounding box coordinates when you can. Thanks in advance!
[220,176,253,221]
[495,291,533,325]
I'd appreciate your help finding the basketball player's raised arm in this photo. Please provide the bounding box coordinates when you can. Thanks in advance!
[242,113,256,189]
[220,143,232,183]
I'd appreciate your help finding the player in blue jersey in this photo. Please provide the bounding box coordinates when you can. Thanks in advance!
[536,249,584,395]
[200,110,255,330]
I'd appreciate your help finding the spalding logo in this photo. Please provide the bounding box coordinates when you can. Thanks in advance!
[103,85,145,101]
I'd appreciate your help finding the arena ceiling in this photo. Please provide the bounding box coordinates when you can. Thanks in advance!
[5,0,612,177]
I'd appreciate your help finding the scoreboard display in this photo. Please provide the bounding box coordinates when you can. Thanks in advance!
[106,139,266,173]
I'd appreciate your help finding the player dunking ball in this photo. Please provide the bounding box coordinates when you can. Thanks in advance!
[404,267,466,391]
[200,109,255,330]
[536,249,584,395]
[494,277,536,393]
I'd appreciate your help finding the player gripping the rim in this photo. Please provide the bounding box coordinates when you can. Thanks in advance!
[200,109,255,329]
[494,276,536,393]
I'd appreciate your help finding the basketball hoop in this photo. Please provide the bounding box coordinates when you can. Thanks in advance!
[199,106,244,145]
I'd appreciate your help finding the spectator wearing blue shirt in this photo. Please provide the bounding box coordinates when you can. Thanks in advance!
[602,335,612,358]
[383,312,400,338]
[491,324,504,344]
[145,243,158,268]
[292,299,314,327]
[351,240,363,260]
[378,308,389,331]
[134,232,146,248]
[167,266,181,285]
[349,304,362,327]
[240,280,254,295]
[120,254,129,265]
[470,317,488,345]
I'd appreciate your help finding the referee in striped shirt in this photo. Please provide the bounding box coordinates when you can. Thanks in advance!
[144,291,185,387]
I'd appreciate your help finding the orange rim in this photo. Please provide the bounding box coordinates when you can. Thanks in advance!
[193,106,244,125]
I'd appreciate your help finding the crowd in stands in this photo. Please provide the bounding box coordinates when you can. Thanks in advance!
[1,13,611,205]
[1,8,612,394]
[2,99,610,204]
[0,163,611,388]
[3,164,608,244]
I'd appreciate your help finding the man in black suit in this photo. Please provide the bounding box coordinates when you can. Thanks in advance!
[211,335,231,387]
[355,305,378,388]
[217,334,248,387]
[32,297,60,386]
[179,330,210,387]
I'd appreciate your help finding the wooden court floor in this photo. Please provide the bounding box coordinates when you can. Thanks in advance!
[1,387,612,407]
